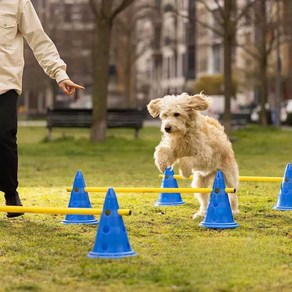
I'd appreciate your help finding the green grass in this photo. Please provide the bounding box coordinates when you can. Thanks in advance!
[0,125,291,292]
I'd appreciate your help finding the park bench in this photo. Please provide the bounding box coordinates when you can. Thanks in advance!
[46,108,146,140]
[218,112,251,127]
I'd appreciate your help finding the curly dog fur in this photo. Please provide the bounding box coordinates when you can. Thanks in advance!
[147,92,239,219]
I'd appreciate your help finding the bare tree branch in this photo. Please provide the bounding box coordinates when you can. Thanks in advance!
[131,42,150,64]
[213,0,225,19]
[266,29,276,55]
[236,40,259,59]
[89,0,100,19]
[196,18,224,38]
[197,0,224,28]
[235,0,258,31]
[110,0,135,21]
[170,4,224,38]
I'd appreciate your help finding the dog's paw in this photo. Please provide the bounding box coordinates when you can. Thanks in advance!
[156,160,169,173]
[192,211,206,220]
[232,209,240,215]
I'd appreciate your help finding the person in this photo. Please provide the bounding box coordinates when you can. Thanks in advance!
[0,0,84,217]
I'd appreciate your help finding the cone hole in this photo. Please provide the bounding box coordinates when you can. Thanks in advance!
[213,201,218,207]
[285,178,289,182]
[215,188,220,193]
[105,210,111,216]
[74,187,79,192]
[165,175,169,179]
[103,225,110,233]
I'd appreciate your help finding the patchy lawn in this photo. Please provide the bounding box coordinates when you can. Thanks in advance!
[0,125,291,292]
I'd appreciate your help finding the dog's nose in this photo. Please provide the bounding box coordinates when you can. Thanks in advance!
[164,126,171,133]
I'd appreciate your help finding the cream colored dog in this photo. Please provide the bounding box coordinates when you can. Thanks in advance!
[147,92,239,219]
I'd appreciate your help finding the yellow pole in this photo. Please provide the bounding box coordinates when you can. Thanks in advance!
[66,187,236,193]
[0,206,131,216]
[239,176,282,182]
[158,174,283,182]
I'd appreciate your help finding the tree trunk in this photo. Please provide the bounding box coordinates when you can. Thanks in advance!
[124,29,133,107]
[223,35,232,135]
[257,0,268,126]
[90,19,112,142]
[259,55,268,126]
[152,10,163,99]
[223,0,233,135]
[285,0,292,102]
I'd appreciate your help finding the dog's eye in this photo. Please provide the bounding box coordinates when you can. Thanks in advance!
[174,113,180,117]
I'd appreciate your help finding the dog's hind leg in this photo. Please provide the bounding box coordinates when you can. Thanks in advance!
[192,172,215,219]
[222,169,239,215]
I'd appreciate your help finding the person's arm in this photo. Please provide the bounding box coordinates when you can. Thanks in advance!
[18,0,84,95]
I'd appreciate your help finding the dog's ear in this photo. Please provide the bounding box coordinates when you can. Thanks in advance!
[147,98,162,117]
[188,94,209,111]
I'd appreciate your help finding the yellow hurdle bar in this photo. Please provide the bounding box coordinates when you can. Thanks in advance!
[239,176,282,182]
[0,206,131,216]
[66,187,236,193]
[158,174,283,182]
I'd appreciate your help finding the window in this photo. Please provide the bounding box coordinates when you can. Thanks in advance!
[167,57,171,79]
[212,44,222,73]
[64,4,72,23]
[199,57,207,73]
[187,45,195,78]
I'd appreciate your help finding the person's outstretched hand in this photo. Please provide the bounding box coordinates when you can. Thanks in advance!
[59,79,85,95]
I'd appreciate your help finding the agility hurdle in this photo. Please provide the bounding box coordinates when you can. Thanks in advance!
[66,187,236,193]
[158,174,283,182]
[0,206,131,216]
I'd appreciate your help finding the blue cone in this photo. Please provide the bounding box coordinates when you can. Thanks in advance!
[88,188,136,259]
[200,170,239,229]
[273,163,292,211]
[154,167,185,206]
[62,171,98,225]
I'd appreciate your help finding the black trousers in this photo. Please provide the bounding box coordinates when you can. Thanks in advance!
[0,90,18,196]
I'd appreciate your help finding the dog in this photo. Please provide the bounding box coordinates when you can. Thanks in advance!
[147,92,239,219]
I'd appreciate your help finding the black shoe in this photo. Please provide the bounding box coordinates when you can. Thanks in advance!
[4,192,24,218]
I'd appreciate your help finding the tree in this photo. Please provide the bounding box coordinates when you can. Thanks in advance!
[282,0,292,105]
[236,0,288,126]
[114,2,159,108]
[196,0,256,135]
[89,0,135,142]
[254,0,270,126]
[222,0,236,135]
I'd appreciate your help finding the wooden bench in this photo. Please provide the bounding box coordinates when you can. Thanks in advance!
[218,112,251,127]
[46,108,146,140]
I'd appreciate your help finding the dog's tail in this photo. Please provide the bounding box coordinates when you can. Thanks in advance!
[205,116,224,131]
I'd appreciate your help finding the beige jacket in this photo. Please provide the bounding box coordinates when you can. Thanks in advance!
[0,0,69,95]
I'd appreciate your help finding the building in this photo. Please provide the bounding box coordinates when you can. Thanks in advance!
[135,0,196,102]
[22,0,127,115]
[195,0,292,108]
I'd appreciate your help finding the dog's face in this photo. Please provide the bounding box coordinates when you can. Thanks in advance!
[147,93,209,135]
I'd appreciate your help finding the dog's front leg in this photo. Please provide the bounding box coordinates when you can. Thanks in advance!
[178,157,193,178]
[154,146,176,173]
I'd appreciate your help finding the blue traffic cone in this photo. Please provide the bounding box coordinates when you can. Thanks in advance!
[273,163,292,211]
[154,167,185,206]
[200,170,239,229]
[87,188,136,259]
[62,171,98,225]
